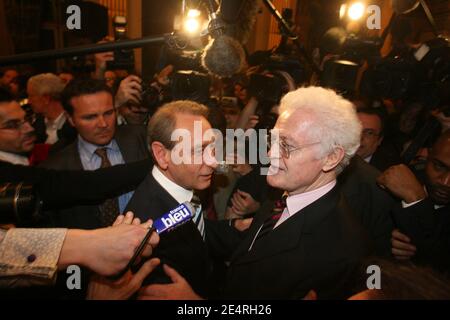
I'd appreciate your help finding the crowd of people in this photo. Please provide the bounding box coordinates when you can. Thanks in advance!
[0,41,450,300]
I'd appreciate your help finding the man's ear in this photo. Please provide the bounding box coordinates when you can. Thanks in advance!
[151,142,170,170]
[322,146,345,172]
[42,94,51,106]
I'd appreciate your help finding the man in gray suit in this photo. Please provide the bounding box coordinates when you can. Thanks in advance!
[41,79,149,229]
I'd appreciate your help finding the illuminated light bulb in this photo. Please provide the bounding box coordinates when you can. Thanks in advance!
[348,2,365,21]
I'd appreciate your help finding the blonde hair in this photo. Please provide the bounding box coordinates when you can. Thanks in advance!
[28,73,66,100]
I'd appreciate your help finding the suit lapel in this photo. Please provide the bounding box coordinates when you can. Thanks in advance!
[149,173,180,209]
[114,127,131,163]
[232,211,306,265]
[231,186,341,265]
[69,141,84,170]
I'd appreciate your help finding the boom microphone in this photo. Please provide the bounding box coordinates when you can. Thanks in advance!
[201,0,260,78]
[202,35,247,78]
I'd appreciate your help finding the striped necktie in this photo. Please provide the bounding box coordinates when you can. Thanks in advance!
[191,194,206,241]
[95,148,120,227]
[254,194,287,242]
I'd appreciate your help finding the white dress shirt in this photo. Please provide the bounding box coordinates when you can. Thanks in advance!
[45,112,66,145]
[152,166,193,204]
[0,151,29,166]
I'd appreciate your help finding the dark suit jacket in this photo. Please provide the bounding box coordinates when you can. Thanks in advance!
[33,113,77,148]
[125,172,212,297]
[256,156,394,257]
[338,156,395,256]
[40,125,149,229]
[393,199,450,273]
[369,142,401,172]
[222,186,371,300]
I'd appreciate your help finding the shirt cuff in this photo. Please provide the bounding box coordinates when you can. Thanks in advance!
[0,228,67,285]
[402,198,425,209]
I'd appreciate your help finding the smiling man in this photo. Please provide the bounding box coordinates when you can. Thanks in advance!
[137,87,372,300]
[219,87,371,299]
[0,87,36,165]
[41,79,149,229]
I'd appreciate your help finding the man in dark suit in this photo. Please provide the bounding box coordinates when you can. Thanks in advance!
[125,100,224,298]
[40,79,149,229]
[251,155,395,257]
[27,73,70,146]
[338,155,395,256]
[357,109,401,172]
[378,130,450,273]
[138,87,371,300]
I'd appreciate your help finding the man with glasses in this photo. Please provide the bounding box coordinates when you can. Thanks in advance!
[137,87,372,300]
[356,109,400,171]
[0,88,36,165]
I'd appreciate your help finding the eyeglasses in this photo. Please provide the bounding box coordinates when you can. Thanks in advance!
[269,133,321,159]
[0,118,32,131]
[362,129,381,138]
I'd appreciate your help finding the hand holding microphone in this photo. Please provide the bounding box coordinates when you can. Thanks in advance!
[110,202,196,280]
[87,204,196,300]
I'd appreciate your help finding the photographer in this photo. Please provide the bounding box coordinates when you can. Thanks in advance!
[0,212,159,288]
[114,65,175,126]
[115,75,149,126]
[235,71,295,131]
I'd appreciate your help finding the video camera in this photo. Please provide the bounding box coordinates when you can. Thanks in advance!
[321,27,450,110]
[107,16,135,71]
[0,183,42,226]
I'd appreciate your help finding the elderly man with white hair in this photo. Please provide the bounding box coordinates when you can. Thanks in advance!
[137,87,372,300]
[27,73,70,145]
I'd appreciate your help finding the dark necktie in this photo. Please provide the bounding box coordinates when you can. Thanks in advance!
[254,194,287,243]
[95,148,120,227]
[191,194,206,241]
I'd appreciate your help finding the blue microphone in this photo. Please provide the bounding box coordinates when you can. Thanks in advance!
[111,202,196,279]
[153,202,195,234]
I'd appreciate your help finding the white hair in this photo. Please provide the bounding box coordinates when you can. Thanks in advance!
[28,73,66,100]
[279,86,361,174]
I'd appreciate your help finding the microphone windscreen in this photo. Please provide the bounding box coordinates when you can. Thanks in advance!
[202,35,247,78]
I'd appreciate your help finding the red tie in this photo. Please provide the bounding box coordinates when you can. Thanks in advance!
[254,194,287,242]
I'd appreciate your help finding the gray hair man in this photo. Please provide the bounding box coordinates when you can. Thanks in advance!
[27,73,67,144]
[137,87,371,300]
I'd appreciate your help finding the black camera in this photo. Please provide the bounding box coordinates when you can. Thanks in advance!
[248,73,283,105]
[247,74,282,131]
[107,16,135,71]
[0,183,42,226]
[170,71,211,104]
